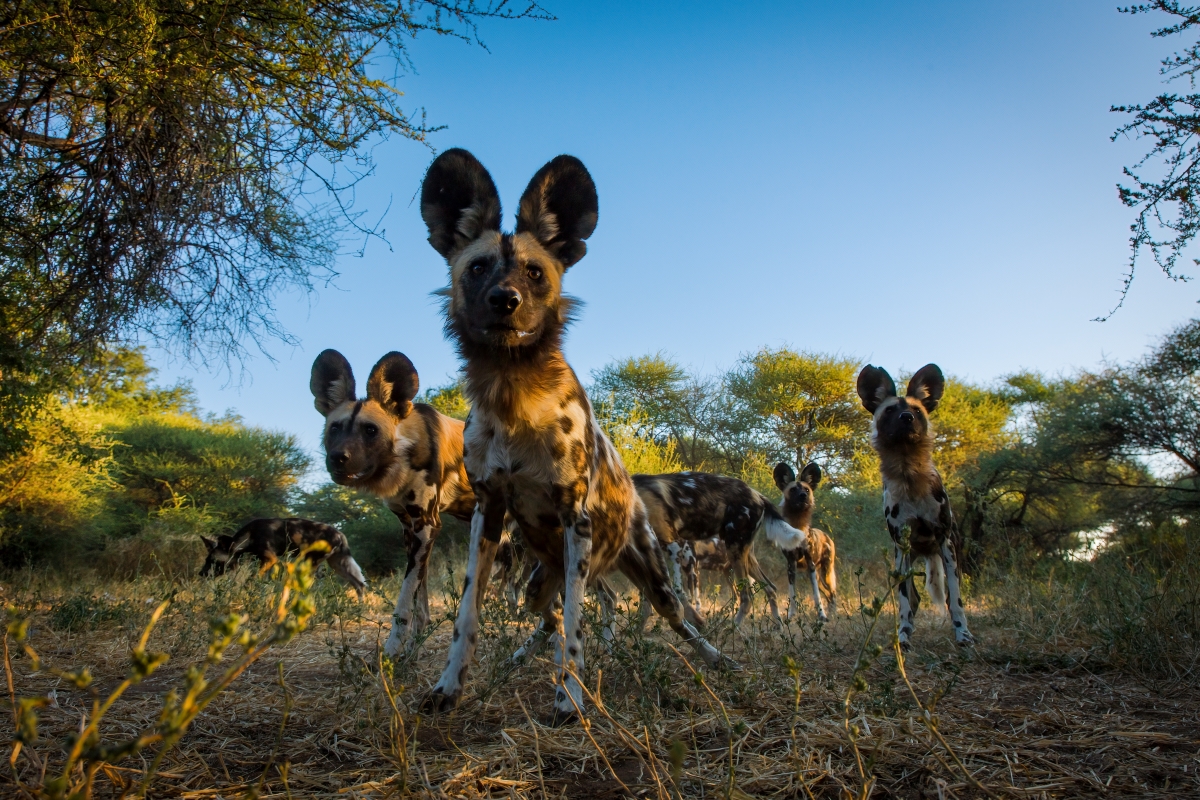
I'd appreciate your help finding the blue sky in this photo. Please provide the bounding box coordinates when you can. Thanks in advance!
[149,0,1200,465]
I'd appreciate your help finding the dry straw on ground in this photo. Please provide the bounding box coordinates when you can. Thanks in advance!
[1,559,1197,799]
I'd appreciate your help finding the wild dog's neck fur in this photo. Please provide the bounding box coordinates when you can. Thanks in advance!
[448,309,580,427]
[873,429,938,501]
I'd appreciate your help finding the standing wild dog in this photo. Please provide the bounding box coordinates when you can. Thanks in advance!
[773,463,837,621]
[310,349,521,655]
[418,148,751,724]
[856,363,974,648]
[200,518,367,599]
[634,471,805,627]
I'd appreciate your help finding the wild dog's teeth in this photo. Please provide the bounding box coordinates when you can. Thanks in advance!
[516,330,531,338]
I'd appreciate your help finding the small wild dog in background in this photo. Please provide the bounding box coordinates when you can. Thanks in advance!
[773,462,837,621]
[418,148,740,724]
[634,471,809,627]
[856,363,974,648]
[200,518,367,600]
[310,349,521,655]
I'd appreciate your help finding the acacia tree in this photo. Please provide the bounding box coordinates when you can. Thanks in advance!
[1112,2,1200,311]
[0,0,544,455]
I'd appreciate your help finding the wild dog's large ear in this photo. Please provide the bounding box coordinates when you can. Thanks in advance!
[906,363,945,413]
[420,149,502,260]
[367,352,420,419]
[311,350,356,417]
[857,365,897,414]
[516,155,598,268]
[200,535,217,552]
[773,462,797,491]
[800,462,823,489]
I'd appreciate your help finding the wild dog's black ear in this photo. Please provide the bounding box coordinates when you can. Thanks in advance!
[311,350,356,417]
[516,155,598,268]
[421,149,502,260]
[906,363,945,413]
[800,462,823,489]
[367,352,420,419]
[200,535,217,552]
[773,462,797,491]
[857,365,897,414]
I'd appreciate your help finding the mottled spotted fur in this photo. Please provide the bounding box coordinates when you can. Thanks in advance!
[634,472,808,627]
[418,149,734,724]
[773,462,838,621]
[310,349,520,655]
[200,518,367,599]
[857,363,974,648]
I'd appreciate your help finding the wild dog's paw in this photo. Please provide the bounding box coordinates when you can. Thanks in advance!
[898,639,913,653]
[419,687,461,714]
[717,653,744,672]
[955,630,977,647]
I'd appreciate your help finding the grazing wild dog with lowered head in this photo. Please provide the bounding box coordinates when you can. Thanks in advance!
[418,148,738,724]
[773,462,837,621]
[310,349,521,655]
[856,363,974,649]
[634,471,810,627]
[200,518,367,599]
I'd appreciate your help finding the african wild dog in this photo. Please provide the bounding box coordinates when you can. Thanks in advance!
[856,363,974,648]
[773,462,837,621]
[634,471,807,627]
[310,349,521,655]
[418,148,745,724]
[199,518,367,599]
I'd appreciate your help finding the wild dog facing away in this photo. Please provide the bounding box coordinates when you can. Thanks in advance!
[200,518,367,600]
[418,148,742,725]
[773,462,838,621]
[856,363,974,649]
[309,349,521,656]
[634,471,809,628]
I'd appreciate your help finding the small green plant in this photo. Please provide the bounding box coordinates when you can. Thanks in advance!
[4,542,326,799]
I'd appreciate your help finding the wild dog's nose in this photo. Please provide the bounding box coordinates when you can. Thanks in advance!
[899,410,915,423]
[488,286,521,314]
[331,451,350,466]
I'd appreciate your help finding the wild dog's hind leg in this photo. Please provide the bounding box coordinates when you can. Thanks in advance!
[621,518,738,671]
[511,561,563,665]
[747,551,782,625]
[785,548,800,620]
[384,522,439,657]
[941,538,975,645]
[423,498,504,713]
[730,547,755,629]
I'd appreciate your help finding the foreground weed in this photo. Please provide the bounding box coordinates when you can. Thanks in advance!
[4,543,327,800]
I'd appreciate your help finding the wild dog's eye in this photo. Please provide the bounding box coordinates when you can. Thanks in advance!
[470,260,487,276]
[362,423,378,438]
[527,265,543,281]
[329,422,341,432]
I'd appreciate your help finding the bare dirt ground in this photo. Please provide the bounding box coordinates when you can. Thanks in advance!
[2,571,1198,799]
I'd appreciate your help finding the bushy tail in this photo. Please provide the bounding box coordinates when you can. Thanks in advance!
[925,555,947,615]
[759,501,807,551]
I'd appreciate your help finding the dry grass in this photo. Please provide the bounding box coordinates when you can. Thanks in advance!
[1,558,1198,799]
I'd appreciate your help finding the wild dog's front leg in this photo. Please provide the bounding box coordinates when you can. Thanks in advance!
[422,500,504,713]
[891,536,916,650]
[384,521,439,657]
[941,538,975,645]
[554,508,592,726]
